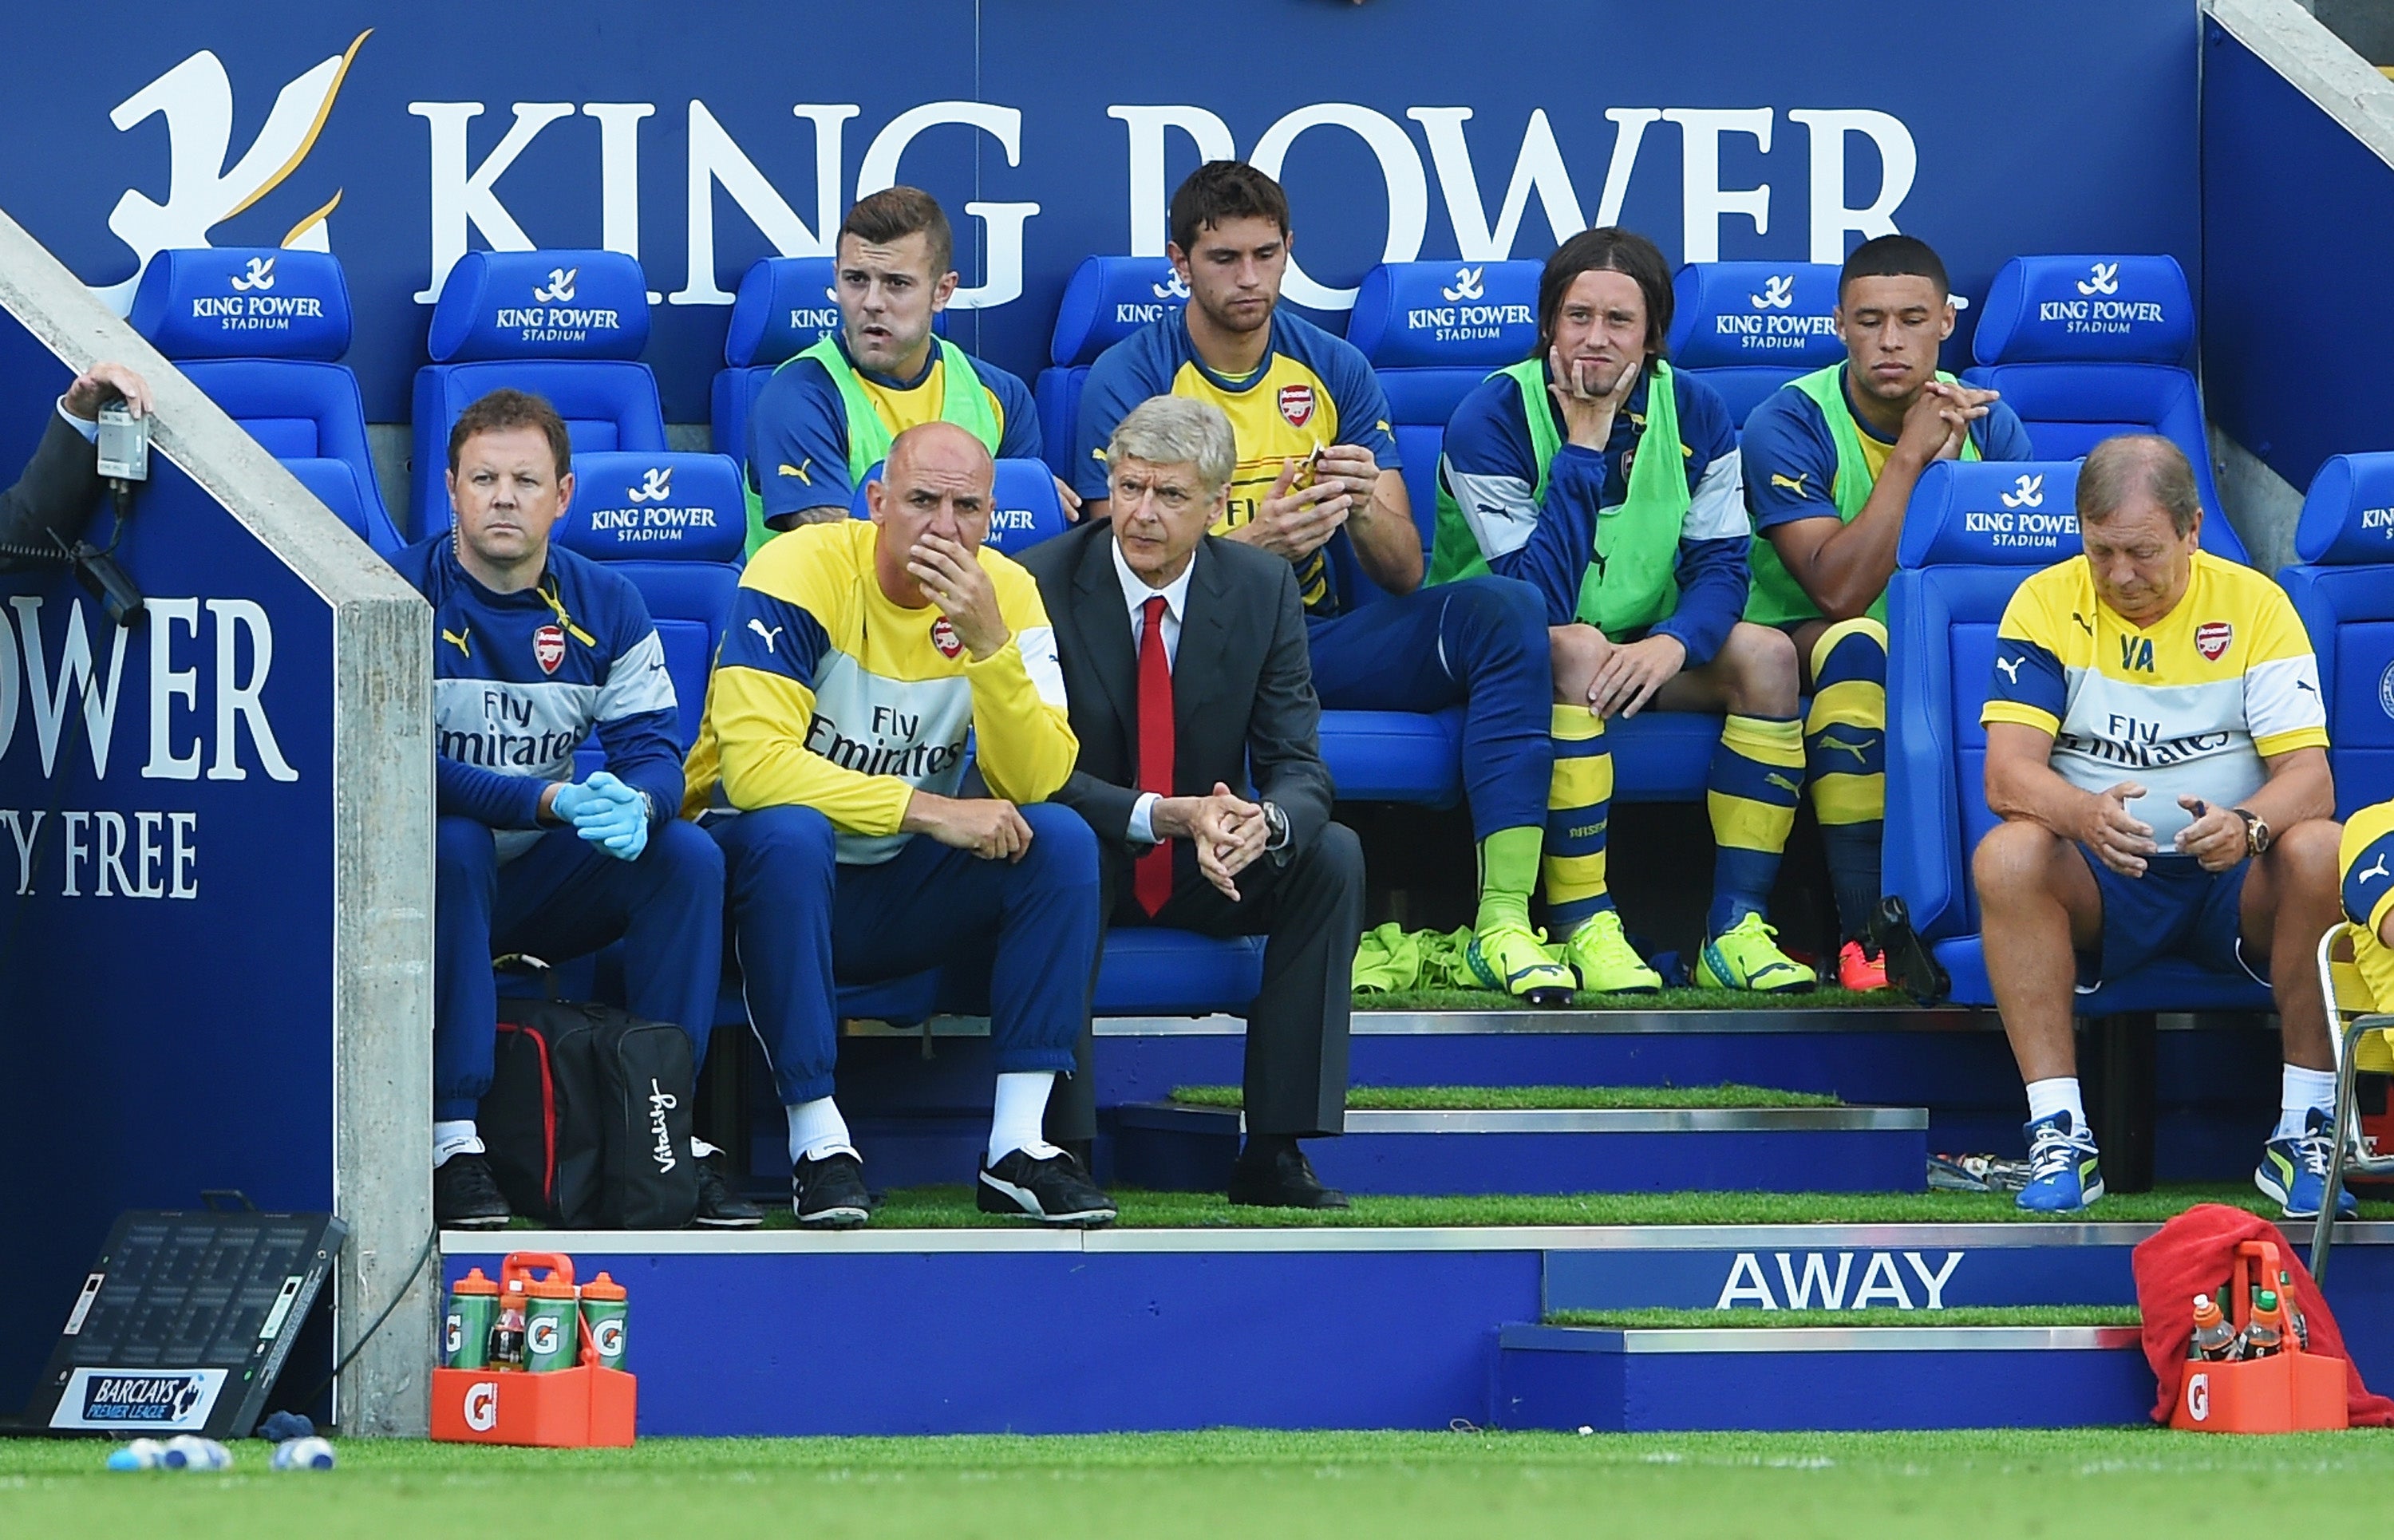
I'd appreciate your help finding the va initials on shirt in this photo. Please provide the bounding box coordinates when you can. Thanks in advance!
[2119,635,2155,673]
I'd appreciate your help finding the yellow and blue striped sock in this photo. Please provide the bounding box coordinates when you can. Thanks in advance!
[1805,618,1888,942]
[1705,713,1803,937]
[1543,704,1614,937]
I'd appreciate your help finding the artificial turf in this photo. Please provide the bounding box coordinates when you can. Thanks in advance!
[1164,1083,1842,1110]
[1545,1305,2145,1329]
[9,1428,2394,1538]
[707,1181,2379,1230]
[1354,984,1916,1012]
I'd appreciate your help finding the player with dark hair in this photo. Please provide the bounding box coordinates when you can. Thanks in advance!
[1740,234,2035,988]
[1432,228,1812,994]
[741,185,1052,552]
[397,388,756,1232]
[1073,161,1574,1005]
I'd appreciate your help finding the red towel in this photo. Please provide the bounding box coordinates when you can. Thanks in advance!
[2129,1202,2394,1425]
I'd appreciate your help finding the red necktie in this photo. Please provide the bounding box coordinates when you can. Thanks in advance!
[1134,595,1175,916]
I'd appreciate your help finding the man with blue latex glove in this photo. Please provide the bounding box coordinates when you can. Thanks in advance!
[393,389,756,1232]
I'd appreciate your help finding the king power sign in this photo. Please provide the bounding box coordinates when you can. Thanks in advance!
[0,0,2199,419]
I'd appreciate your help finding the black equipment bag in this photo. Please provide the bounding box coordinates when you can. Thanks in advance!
[481,1000,700,1229]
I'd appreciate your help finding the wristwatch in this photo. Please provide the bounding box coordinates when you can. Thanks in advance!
[1260,800,1291,853]
[2231,807,2270,858]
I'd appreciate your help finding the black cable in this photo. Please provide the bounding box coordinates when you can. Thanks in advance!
[292,1226,440,1418]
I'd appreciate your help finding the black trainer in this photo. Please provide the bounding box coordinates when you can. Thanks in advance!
[792,1148,871,1228]
[693,1152,764,1229]
[434,1152,511,1230]
[978,1146,1116,1226]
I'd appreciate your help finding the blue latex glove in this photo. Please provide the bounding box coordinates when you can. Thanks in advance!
[549,771,649,861]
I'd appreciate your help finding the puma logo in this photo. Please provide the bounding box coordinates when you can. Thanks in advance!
[1996,656,2023,685]
[2072,611,2095,636]
[779,458,813,484]
[1814,732,1875,764]
[1770,472,1811,496]
[747,618,784,654]
[440,627,471,657]
[1765,772,1802,794]
[2361,855,2391,885]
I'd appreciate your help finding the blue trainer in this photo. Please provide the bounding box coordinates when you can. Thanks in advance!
[2017,1111,2104,1212]
[2254,1106,2357,1220]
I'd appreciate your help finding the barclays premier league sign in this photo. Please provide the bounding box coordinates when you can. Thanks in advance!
[0,0,2198,421]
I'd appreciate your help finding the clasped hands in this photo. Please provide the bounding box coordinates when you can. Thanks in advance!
[546,770,650,861]
[1152,781,1270,901]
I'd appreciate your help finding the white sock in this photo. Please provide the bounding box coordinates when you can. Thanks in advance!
[988,1072,1060,1165]
[2025,1076,2086,1135]
[786,1098,855,1165]
[433,1119,483,1167]
[2276,1064,2338,1140]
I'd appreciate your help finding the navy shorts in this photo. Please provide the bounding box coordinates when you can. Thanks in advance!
[2073,846,2262,990]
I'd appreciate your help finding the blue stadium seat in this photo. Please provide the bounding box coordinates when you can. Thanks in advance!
[847,457,1071,559]
[1666,262,1845,430]
[1964,255,2247,564]
[130,247,403,555]
[412,250,665,538]
[1037,256,1187,480]
[713,256,841,476]
[554,451,746,752]
[2277,452,2394,816]
[1885,459,2270,1012]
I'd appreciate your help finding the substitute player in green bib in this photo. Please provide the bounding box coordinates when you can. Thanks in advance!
[1432,228,1815,995]
[741,187,1061,555]
[1740,235,2033,988]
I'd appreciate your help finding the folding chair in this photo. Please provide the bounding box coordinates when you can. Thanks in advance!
[2309,923,2394,1279]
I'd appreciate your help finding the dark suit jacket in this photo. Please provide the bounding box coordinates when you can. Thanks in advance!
[1020,519,1335,861]
[0,413,102,571]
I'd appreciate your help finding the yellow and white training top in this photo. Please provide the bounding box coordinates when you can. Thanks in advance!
[681,519,1076,864]
[1981,551,2328,848]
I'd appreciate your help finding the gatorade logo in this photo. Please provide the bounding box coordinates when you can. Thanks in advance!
[527,1317,560,1358]
[444,1315,462,1356]
[463,1380,500,1432]
[595,1319,625,1359]
[2187,1372,2210,1423]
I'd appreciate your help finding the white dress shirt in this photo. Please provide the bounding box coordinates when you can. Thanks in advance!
[1111,535,1195,846]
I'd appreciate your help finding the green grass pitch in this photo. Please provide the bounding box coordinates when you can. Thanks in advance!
[8,1427,2394,1538]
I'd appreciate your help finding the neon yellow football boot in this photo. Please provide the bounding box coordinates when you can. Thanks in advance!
[1558,910,1662,994]
[1695,912,1817,994]
[1465,922,1576,1008]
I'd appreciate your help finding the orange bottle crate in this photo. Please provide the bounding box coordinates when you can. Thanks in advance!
[430,1251,637,1447]
[2171,1240,2347,1433]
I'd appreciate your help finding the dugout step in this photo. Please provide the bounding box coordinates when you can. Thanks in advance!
[1111,1101,1930,1196]
[1494,1322,2154,1432]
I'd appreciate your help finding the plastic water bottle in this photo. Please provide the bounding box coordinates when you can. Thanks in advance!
[2242,1290,2286,1359]
[2190,1294,2237,1361]
[271,1436,336,1471]
[105,1439,166,1471]
[159,1435,232,1470]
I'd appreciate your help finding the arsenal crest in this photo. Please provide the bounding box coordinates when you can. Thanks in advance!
[533,622,567,674]
[930,617,964,659]
[1276,383,1316,428]
[2194,621,2233,662]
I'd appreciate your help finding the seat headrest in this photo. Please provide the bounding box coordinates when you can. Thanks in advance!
[725,258,843,368]
[129,247,352,361]
[1049,257,1187,368]
[1897,460,2085,568]
[559,452,745,563]
[2294,452,2394,566]
[1666,263,1843,372]
[428,251,651,362]
[1971,255,2192,366]
[1345,261,1540,369]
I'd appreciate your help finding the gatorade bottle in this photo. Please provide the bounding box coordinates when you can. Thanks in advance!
[445,1268,499,1370]
[2245,1290,2286,1358]
[523,1272,579,1373]
[2190,1294,2236,1361]
[2277,1271,2312,1351]
[489,1278,527,1369]
[579,1272,629,1373]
